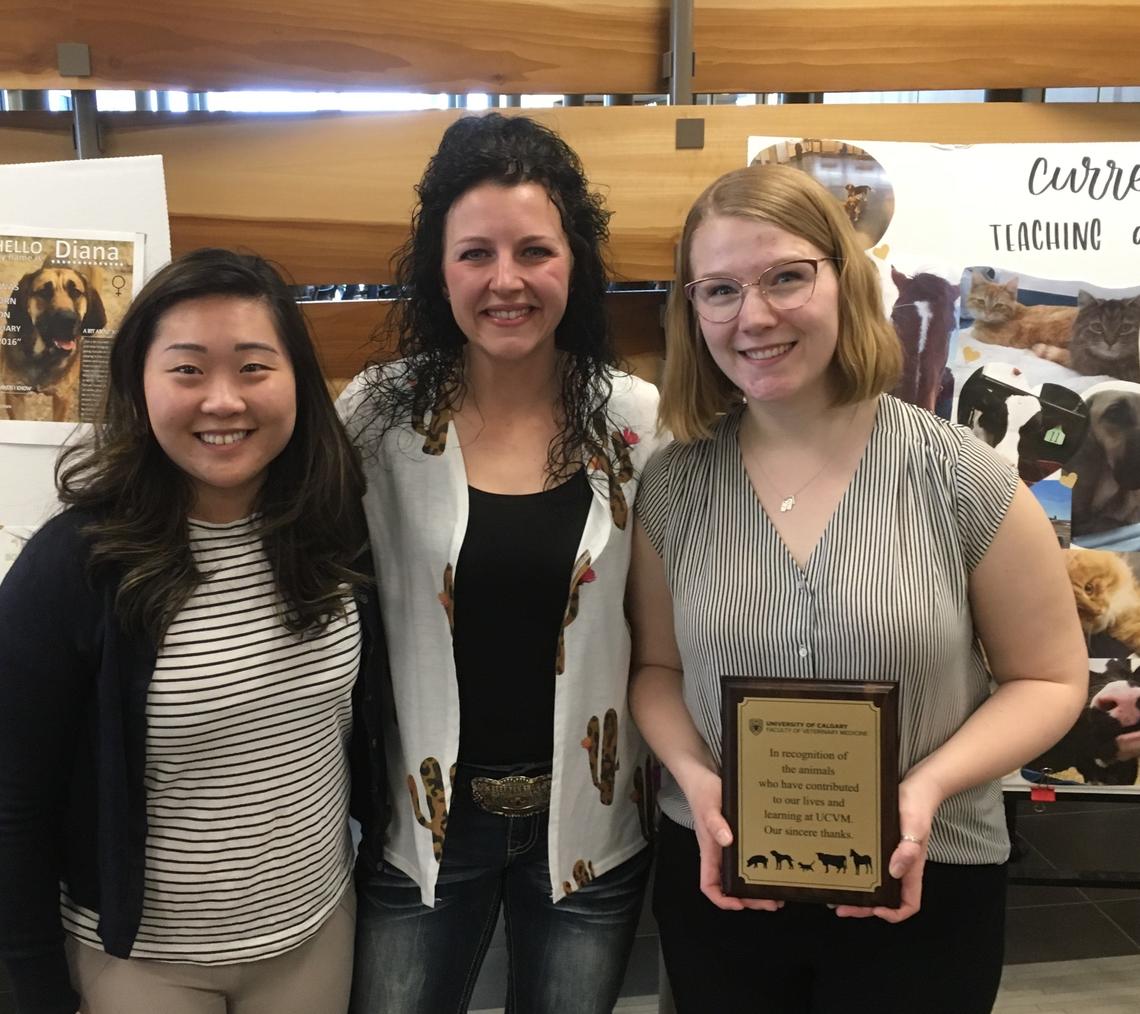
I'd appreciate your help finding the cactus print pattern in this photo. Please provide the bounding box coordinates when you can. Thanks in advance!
[588,413,639,530]
[407,757,456,862]
[438,563,455,634]
[582,707,619,805]
[630,758,658,842]
[556,552,595,676]
[561,859,596,895]
[412,403,452,455]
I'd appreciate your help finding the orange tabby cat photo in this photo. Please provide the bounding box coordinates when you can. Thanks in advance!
[965,270,1076,353]
[1065,546,1140,655]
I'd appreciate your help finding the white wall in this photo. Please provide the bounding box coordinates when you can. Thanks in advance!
[0,156,170,530]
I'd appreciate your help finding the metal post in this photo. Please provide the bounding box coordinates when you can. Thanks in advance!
[661,13,695,1014]
[604,94,634,106]
[447,94,467,109]
[563,94,586,106]
[3,90,51,111]
[503,94,522,108]
[71,90,101,158]
[985,88,1045,102]
[667,0,694,105]
[780,92,824,103]
[187,92,207,112]
[155,91,172,112]
[135,90,152,112]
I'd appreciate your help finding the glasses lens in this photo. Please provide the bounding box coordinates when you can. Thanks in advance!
[761,260,818,310]
[690,277,743,322]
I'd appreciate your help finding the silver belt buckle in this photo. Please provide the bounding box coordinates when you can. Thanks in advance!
[470,774,551,816]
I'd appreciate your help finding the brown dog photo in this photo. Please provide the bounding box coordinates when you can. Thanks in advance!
[0,262,107,421]
[0,235,137,427]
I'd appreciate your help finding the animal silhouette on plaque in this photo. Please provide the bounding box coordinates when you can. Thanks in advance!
[817,852,848,873]
[771,850,794,870]
[849,849,873,874]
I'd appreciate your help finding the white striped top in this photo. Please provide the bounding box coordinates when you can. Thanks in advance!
[62,518,359,962]
[637,395,1019,865]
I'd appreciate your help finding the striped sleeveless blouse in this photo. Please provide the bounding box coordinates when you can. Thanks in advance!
[636,395,1019,865]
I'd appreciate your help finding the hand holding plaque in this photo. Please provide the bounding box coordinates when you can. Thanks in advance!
[721,677,901,908]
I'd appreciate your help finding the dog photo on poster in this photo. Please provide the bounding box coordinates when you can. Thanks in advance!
[0,227,143,442]
[745,137,1140,793]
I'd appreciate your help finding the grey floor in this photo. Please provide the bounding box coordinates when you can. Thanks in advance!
[3,798,1138,1014]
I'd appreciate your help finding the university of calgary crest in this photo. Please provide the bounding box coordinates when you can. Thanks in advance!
[749,718,764,735]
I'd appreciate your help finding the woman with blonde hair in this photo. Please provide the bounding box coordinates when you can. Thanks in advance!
[627,163,1086,1012]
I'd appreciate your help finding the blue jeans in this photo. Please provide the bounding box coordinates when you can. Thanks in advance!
[350,762,650,1014]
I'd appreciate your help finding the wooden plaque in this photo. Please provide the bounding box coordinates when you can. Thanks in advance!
[721,677,901,907]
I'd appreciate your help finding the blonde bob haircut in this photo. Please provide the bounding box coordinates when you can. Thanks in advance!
[661,162,901,443]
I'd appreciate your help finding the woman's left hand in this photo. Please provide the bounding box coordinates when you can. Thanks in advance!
[833,772,940,924]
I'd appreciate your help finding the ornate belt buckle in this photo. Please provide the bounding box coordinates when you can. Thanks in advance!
[470,774,551,816]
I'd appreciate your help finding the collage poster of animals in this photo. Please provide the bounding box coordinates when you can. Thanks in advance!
[0,226,143,443]
[747,137,1140,794]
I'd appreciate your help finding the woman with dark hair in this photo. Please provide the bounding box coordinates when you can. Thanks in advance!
[0,249,384,1014]
[340,113,666,1013]
[628,163,1086,1012]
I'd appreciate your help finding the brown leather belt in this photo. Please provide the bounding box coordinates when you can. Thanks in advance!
[470,774,552,816]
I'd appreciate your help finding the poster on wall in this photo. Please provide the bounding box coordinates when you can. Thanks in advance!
[0,226,145,445]
[745,136,1140,794]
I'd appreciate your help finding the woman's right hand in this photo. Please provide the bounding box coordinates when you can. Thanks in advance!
[683,765,784,912]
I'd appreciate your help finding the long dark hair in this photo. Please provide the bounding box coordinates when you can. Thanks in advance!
[362,112,620,483]
[57,248,367,641]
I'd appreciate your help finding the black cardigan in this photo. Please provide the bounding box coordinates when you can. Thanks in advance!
[0,509,390,1014]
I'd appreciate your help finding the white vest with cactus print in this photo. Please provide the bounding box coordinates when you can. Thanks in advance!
[339,368,667,905]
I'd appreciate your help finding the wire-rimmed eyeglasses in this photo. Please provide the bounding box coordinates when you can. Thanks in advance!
[683,257,841,324]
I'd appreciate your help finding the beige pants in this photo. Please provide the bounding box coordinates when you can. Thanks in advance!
[66,885,355,1014]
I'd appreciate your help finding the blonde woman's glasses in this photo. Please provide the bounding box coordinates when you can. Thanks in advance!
[684,257,840,324]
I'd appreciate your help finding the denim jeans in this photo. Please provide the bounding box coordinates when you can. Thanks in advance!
[350,761,650,1014]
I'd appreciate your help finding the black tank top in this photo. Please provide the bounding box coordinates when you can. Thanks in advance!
[452,469,591,764]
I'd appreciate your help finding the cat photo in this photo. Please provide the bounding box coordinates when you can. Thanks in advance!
[1066,547,1140,657]
[1033,291,1140,384]
[1068,384,1140,545]
[963,270,1077,353]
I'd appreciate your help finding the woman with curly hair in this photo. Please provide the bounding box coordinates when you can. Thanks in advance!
[0,249,382,1014]
[340,113,667,1013]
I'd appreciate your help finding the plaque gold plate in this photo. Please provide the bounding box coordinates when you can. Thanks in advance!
[721,677,901,907]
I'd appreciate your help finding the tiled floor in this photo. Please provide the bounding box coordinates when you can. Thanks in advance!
[474,957,1140,1014]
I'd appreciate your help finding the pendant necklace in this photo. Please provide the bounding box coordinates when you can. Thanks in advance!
[747,404,861,513]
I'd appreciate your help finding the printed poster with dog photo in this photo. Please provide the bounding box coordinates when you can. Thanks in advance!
[746,137,1140,793]
[0,226,144,444]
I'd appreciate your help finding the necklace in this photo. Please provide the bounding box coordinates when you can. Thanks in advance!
[744,404,861,513]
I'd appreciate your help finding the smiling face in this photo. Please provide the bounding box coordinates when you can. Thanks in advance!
[142,295,297,523]
[688,215,840,409]
[441,181,572,367]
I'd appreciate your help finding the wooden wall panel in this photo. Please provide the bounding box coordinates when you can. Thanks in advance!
[44,104,1136,283]
[695,2,1140,93]
[303,290,665,382]
[0,122,78,164]
[4,103,1139,377]
[0,0,666,94]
